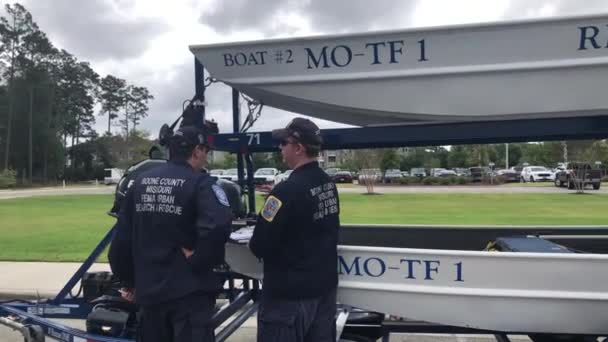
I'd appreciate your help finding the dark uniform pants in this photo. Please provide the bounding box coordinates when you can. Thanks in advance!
[138,292,216,342]
[257,288,337,342]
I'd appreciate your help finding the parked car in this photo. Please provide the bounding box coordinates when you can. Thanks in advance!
[254,168,280,184]
[554,163,602,190]
[429,168,447,177]
[520,166,555,182]
[220,168,247,182]
[469,167,490,182]
[209,169,225,177]
[274,170,293,184]
[383,169,403,183]
[333,171,354,183]
[508,166,523,177]
[401,171,410,177]
[453,168,471,177]
[496,169,520,182]
[324,168,341,177]
[410,167,427,178]
[104,168,124,185]
[436,169,457,177]
[359,168,382,183]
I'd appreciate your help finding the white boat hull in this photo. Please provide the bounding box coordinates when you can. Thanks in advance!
[226,243,608,335]
[191,15,608,126]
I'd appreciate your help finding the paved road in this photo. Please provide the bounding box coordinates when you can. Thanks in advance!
[0,186,114,200]
[339,184,608,194]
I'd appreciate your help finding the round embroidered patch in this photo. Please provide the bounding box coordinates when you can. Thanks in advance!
[212,184,230,207]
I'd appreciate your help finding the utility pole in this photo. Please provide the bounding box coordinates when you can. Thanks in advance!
[505,143,509,169]
[29,87,33,185]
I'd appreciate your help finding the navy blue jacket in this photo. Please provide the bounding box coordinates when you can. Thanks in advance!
[108,160,233,306]
[250,161,340,299]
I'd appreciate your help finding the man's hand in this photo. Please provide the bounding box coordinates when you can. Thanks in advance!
[118,288,135,302]
[181,247,194,259]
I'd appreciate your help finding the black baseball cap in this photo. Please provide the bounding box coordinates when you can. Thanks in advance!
[272,118,323,146]
[169,126,208,148]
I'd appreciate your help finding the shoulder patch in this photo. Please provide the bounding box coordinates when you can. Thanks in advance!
[261,195,283,222]
[212,184,230,207]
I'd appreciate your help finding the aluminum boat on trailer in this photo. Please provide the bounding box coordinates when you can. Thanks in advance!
[191,14,608,126]
[226,230,608,335]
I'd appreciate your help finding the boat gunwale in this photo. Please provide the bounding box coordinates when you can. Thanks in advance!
[338,281,608,301]
[216,57,608,86]
[340,224,608,229]
[338,244,608,260]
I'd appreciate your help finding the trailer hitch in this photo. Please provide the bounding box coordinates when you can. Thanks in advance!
[0,315,45,342]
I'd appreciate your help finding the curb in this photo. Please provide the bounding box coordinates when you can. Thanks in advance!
[0,290,58,301]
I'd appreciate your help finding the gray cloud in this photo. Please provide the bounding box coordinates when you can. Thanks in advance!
[502,0,608,19]
[300,1,417,33]
[21,0,168,62]
[200,0,417,37]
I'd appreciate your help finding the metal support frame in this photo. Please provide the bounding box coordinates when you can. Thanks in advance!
[1,240,261,342]
[212,115,608,153]
[51,227,115,306]
[244,153,256,216]
[192,58,207,128]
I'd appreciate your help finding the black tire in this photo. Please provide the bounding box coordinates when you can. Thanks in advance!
[554,178,561,187]
[593,183,601,190]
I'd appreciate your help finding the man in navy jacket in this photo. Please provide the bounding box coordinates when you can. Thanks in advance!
[109,126,233,342]
[250,118,340,342]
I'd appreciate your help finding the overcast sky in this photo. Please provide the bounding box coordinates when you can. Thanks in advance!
[4,0,608,138]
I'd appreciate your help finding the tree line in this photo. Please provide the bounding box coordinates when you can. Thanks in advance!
[0,3,154,185]
[205,139,608,175]
[337,141,608,173]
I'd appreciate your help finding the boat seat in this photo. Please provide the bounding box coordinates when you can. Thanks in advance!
[492,236,573,253]
[344,310,384,325]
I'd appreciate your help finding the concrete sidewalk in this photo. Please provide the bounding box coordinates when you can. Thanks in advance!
[0,261,111,299]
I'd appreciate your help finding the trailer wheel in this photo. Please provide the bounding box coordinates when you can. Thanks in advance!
[339,333,376,342]
[24,324,45,342]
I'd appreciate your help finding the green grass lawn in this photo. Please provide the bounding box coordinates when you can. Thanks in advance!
[0,195,115,262]
[1,193,607,261]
